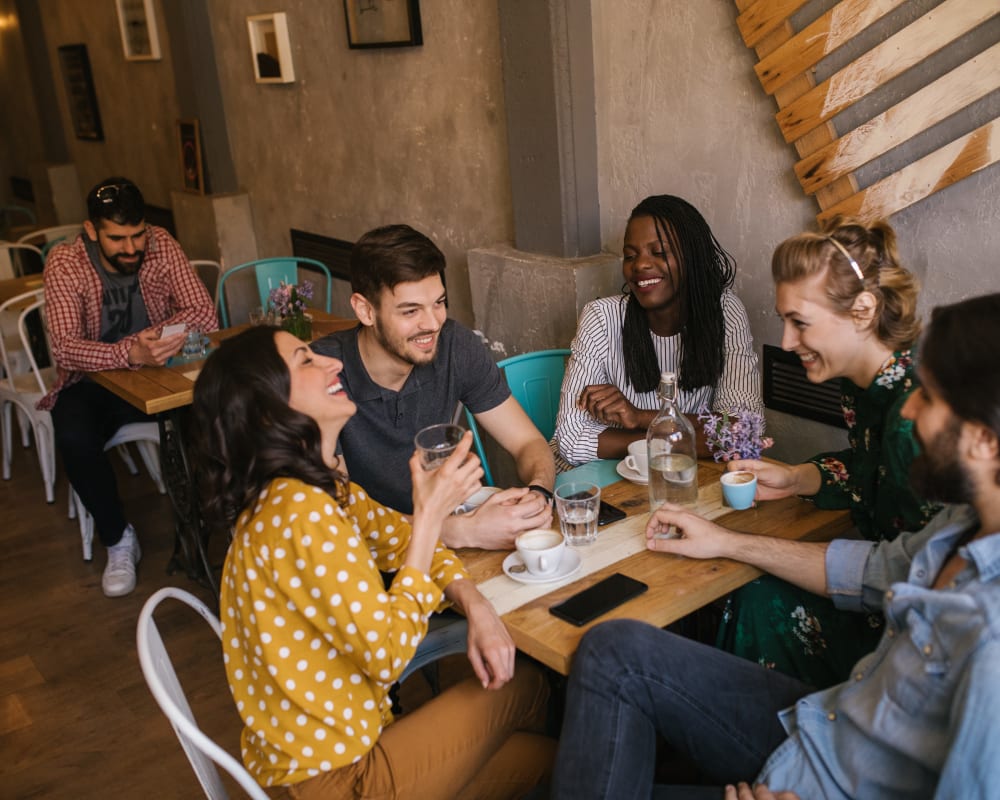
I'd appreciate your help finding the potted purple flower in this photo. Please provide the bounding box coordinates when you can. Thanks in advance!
[697,405,774,462]
[268,280,314,340]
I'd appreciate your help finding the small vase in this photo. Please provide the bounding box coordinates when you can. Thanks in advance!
[281,312,313,341]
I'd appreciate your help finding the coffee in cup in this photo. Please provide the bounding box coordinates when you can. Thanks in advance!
[515,529,566,576]
[720,470,757,510]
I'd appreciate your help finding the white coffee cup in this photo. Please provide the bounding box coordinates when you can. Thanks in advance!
[515,529,566,576]
[624,440,649,478]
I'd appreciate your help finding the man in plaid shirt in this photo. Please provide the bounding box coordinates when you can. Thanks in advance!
[41,177,217,597]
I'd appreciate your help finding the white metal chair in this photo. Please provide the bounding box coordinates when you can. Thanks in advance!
[136,587,270,800]
[0,241,44,279]
[0,290,56,502]
[17,223,83,258]
[14,295,166,554]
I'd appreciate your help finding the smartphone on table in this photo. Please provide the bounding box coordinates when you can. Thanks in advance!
[549,573,648,626]
[597,500,626,526]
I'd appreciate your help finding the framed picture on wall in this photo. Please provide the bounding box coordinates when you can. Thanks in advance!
[115,0,162,61]
[343,0,422,49]
[57,44,104,141]
[247,13,296,83]
[177,119,205,194]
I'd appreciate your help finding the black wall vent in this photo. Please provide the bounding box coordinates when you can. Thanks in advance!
[290,228,353,282]
[10,176,34,202]
[763,344,845,429]
[145,204,176,237]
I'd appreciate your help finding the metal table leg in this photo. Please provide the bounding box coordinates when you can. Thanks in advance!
[157,408,217,595]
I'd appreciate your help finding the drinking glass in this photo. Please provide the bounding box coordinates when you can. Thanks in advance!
[182,327,208,358]
[555,481,601,545]
[414,423,465,471]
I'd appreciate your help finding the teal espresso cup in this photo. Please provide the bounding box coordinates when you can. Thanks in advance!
[720,470,757,510]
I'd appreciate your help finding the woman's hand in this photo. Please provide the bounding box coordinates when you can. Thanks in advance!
[446,579,516,689]
[725,459,819,501]
[578,384,649,430]
[410,431,483,521]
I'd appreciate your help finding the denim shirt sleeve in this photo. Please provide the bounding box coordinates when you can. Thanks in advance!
[936,638,1000,798]
[825,539,879,612]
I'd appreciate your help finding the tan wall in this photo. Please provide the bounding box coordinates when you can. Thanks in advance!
[38,0,179,213]
[205,0,512,323]
[591,1,1000,461]
[0,0,46,214]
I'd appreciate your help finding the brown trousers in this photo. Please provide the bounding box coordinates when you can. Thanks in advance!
[288,661,555,800]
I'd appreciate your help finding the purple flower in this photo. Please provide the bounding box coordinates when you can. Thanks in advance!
[697,405,774,462]
[268,280,313,318]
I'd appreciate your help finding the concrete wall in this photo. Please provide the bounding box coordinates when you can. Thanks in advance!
[37,0,180,213]
[205,0,512,323]
[0,0,47,218]
[590,1,1000,462]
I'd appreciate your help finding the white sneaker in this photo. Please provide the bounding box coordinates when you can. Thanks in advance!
[102,525,141,597]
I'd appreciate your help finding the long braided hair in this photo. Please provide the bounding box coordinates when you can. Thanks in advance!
[622,195,736,393]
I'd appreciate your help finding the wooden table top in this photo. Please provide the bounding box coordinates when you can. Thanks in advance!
[459,462,852,675]
[90,312,359,414]
[0,274,45,306]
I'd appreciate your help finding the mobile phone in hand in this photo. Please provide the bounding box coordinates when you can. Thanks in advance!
[160,323,186,339]
[549,573,648,626]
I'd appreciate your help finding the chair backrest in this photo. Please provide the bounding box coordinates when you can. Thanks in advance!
[16,294,56,395]
[136,587,270,800]
[1,289,45,390]
[17,223,83,258]
[0,242,44,279]
[216,257,333,328]
[465,348,571,486]
[190,260,222,302]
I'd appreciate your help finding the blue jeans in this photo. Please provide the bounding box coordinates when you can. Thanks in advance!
[551,619,812,799]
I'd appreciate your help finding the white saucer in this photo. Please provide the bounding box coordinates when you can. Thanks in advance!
[616,460,648,485]
[502,550,582,584]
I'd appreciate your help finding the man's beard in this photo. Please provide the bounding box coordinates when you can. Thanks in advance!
[104,248,145,275]
[909,416,975,505]
[370,316,437,367]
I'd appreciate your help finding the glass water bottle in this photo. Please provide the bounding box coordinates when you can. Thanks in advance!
[646,371,698,510]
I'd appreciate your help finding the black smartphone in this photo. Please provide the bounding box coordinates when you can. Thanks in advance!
[549,573,648,626]
[597,499,626,526]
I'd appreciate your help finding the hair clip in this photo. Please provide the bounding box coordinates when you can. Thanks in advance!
[827,236,865,283]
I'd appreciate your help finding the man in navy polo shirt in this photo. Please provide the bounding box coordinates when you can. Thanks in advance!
[311,224,554,549]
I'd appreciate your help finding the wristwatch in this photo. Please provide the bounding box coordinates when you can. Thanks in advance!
[528,484,554,504]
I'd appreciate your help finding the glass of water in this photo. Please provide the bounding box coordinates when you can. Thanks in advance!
[414,423,465,471]
[554,481,601,545]
[182,327,208,358]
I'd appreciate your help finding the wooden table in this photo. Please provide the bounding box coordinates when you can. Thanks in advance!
[90,311,358,414]
[89,311,358,589]
[460,461,852,675]
[0,274,45,305]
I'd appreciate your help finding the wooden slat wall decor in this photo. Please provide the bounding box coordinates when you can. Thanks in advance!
[735,0,1000,223]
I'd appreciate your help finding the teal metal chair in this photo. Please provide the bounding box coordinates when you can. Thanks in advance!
[17,224,83,259]
[216,256,333,328]
[465,348,622,488]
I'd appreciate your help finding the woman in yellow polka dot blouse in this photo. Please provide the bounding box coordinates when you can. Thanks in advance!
[192,326,554,799]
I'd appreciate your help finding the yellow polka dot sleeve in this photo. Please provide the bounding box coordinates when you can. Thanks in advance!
[219,478,467,788]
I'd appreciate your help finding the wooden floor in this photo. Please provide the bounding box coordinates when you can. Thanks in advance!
[0,433,250,797]
[0,430,452,798]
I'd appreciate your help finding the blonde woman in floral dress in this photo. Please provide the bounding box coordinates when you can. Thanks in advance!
[721,218,940,689]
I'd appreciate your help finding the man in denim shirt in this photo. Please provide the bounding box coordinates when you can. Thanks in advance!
[551,292,1000,800]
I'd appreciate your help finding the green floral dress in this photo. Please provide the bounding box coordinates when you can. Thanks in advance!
[716,350,941,688]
